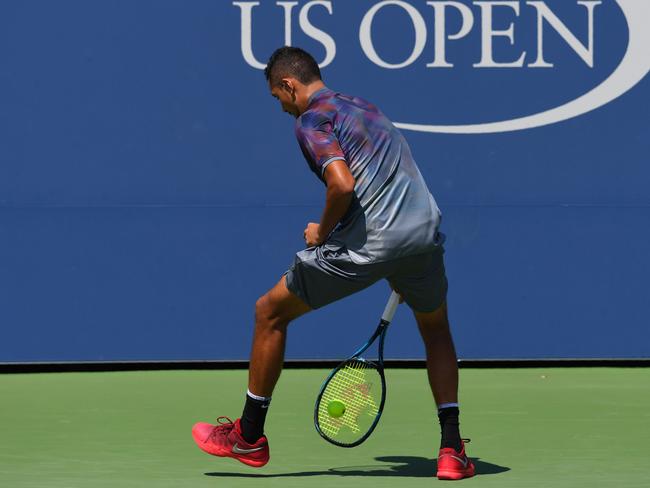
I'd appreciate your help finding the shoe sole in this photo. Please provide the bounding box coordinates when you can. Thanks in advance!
[195,441,268,468]
[437,469,475,480]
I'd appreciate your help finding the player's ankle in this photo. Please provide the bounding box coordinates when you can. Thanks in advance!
[241,390,272,443]
[438,404,462,452]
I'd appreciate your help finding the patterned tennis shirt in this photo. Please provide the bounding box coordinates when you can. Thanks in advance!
[295,87,443,264]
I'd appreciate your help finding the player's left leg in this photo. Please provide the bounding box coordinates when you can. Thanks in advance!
[191,276,310,467]
[247,275,312,397]
[192,245,382,466]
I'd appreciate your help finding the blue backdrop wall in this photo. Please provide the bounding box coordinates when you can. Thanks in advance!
[1,0,649,361]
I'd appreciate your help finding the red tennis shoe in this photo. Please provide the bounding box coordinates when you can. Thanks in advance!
[436,439,475,480]
[192,417,269,468]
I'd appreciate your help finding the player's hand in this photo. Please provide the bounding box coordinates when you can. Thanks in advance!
[304,222,323,247]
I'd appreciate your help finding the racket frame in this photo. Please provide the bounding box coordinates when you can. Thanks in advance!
[313,291,400,447]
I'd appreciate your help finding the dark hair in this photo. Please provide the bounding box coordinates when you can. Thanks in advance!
[264,47,322,86]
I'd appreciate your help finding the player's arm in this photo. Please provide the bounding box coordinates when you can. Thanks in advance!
[304,160,355,246]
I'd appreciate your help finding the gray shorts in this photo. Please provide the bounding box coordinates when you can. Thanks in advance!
[285,245,448,312]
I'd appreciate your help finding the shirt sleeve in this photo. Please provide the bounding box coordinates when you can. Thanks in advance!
[295,112,346,178]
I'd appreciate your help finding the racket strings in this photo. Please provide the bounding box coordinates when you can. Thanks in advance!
[317,359,382,443]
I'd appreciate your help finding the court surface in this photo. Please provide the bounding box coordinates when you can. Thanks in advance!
[1,368,648,488]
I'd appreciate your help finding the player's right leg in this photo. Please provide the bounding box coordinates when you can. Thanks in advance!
[413,302,458,410]
[413,304,474,480]
[388,248,474,480]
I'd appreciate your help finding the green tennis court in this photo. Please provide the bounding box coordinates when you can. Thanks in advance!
[2,368,648,488]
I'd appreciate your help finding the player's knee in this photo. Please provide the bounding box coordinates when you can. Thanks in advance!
[254,295,269,323]
[415,306,450,336]
[254,294,285,331]
[417,317,449,336]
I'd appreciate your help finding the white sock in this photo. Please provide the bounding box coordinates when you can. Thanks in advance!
[437,402,459,412]
[247,389,272,403]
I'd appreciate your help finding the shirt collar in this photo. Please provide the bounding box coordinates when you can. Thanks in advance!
[307,86,332,107]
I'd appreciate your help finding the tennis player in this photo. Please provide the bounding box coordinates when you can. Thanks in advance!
[192,47,474,480]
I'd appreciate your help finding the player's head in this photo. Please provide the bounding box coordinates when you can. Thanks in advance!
[265,47,323,117]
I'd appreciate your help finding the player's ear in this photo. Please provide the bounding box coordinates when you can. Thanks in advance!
[281,78,297,101]
[280,78,291,92]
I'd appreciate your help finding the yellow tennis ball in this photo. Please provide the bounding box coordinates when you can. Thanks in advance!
[327,400,346,418]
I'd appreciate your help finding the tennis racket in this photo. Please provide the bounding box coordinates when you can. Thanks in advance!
[314,291,401,447]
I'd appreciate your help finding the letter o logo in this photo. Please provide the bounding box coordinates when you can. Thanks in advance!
[359,1,427,69]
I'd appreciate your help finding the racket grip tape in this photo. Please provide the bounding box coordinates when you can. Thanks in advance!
[381,291,401,323]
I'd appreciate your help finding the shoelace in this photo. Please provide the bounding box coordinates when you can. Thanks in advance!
[204,416,235,443]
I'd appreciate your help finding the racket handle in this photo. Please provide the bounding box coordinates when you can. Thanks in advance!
[381,291,401,323]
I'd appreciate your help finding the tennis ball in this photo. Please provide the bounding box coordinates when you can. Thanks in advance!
[327,400,346,418]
